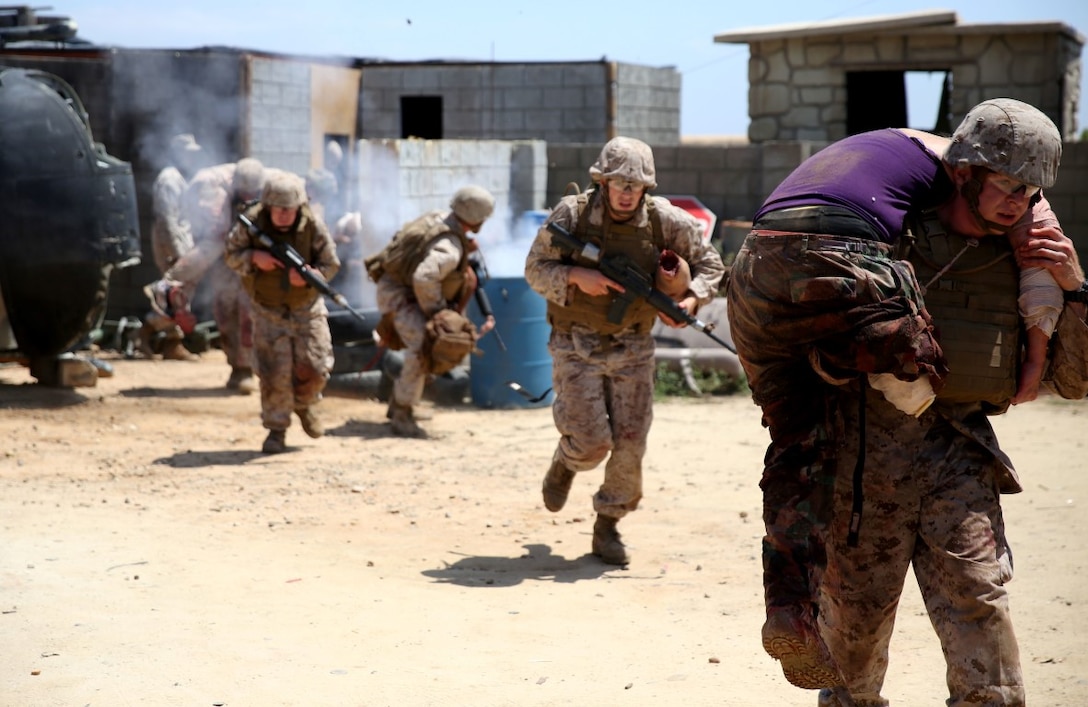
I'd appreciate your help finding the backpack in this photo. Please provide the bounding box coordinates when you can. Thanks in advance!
[365,212,451,284]
[422,309,478,375]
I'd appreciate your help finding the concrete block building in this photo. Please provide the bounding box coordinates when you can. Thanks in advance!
[359,61,680,146]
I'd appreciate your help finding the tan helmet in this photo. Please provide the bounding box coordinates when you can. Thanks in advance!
[232,157,265,197]
[944,98,1061,189]
[588,136,657,189]
[450,185,495,225]
[261,172,308,209]
[306,167,338,202]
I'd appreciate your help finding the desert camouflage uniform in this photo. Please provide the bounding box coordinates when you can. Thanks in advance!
[812,301,1088,707]
[150,165,194,274]
[224,203,339,431]
[375,211,471,410]
[143,164,198,357]
[525,190,724,518]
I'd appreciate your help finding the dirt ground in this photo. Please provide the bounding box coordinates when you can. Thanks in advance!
[2,349,1087,707]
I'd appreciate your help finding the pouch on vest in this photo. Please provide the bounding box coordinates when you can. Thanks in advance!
[904,213,1019,408]
[422,309,478,375]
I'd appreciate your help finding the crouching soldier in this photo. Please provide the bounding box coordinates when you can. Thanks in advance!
[365,185,496,437]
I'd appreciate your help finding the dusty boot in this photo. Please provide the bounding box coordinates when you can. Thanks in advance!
[542,456,575,512]
[161,338,198,361]
[761,605,843,690]
[226,367,257,395]
[591,514,629,565]
[389,403,426,438]
[296,407,324,439]
[261,429,287,454]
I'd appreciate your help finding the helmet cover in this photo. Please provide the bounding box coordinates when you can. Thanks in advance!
[944,98,1061,188]
[449,185,495,225]
[261,172,308,209]
[588,136,657,189]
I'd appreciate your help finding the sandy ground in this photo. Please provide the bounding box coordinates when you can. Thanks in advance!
[2,350,1088,707]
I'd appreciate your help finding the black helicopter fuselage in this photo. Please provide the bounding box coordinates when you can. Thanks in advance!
[0,66,140,361]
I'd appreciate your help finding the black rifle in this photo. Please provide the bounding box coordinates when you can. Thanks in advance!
[467,251,507,351]
[237,213,367,323]
[546,221,735,353]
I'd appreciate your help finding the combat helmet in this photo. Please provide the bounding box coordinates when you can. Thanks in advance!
[306,167,338,202]
[233,157,265,198]
[262,172,308,209]
[944,98,1061,189]
[450,185,495,226]
[589,136,657,190]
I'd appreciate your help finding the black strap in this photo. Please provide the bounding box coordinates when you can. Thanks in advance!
[847,378,866,547]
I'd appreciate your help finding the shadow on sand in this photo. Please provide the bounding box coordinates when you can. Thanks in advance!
[421,543,619,587]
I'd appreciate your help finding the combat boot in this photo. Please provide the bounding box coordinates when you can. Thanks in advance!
[591,514,629,565]
[226,367,257,395]
[542,456,575,512]
[161,338,198,361]
[761,605,842,690]
[262,429,287,454]
[389,403,426,438]
[296,407,324,438]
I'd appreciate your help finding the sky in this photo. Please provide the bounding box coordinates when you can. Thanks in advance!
[50,1,1088,138]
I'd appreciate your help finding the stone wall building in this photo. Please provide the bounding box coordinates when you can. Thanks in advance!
[714,10,1084,143]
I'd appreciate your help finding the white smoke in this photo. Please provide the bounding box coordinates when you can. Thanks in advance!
[475,210,549,279]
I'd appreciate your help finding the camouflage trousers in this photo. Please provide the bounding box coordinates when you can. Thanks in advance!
[818,388,1022,706]
[725,232,947,613]
[548,326,656,519]
[376,278,428,408]
[251,301,333,431]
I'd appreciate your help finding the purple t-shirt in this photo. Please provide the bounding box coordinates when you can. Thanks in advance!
[755,129,955,243]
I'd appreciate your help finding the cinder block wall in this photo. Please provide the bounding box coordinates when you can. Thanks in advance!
[359,61,681,146]
[248,57,313,176]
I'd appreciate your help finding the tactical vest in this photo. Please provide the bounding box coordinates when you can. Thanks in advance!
[241,204,319,310]
[902,212,1020,408]
[546,191,664,335]
[365,211,468,302]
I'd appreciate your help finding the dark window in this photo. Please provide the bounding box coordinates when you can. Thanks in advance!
[401,96,442,139]
[846,71,907,135]
[847,70,953,136]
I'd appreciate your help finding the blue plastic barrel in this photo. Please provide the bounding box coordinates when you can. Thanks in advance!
[470,276,553,409]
